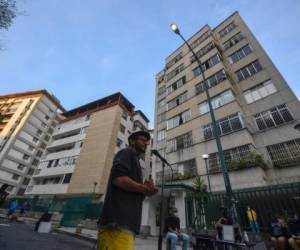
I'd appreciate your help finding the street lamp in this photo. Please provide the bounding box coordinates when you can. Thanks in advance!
[170,23,237,224]
[202,154,211,193]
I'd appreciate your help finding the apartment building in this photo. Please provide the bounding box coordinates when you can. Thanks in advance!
[25,93,150,199]
[149,11,300,234]
[0,90,65,196]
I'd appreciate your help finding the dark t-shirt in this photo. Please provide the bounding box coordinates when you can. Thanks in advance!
[99,148,145,234]
[164,215,180,233]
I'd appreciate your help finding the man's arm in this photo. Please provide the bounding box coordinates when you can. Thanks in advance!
[113,176,158,196]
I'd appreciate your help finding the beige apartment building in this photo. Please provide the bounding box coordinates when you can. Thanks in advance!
[148,11,300,235]
[25,92,150,200]
[0,90,65,196]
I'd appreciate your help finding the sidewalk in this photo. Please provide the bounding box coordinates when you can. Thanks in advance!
[55,227,193,250]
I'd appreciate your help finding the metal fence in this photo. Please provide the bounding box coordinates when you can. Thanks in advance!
[1,195,103,227]
[186,182,300,231]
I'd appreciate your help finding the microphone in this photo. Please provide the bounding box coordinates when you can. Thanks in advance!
[151,149,171,166]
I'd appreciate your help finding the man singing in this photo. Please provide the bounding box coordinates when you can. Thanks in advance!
[98,130,158,250]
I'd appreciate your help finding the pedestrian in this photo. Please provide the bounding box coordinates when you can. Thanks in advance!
[164,207,190,250]
[215,207,231,240]
[34,210,52,231]
[98,130,158,250]
[247,206,260,233]
[0,184,9,207]
[7,199,17,220]
[270,213,288,250]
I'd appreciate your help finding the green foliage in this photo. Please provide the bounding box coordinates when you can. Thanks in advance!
[0,112,6,122]
[0,0,17,30]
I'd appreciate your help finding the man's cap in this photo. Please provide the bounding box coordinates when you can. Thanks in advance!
[128,130,151,142]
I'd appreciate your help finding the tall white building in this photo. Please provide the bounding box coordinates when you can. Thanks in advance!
[0,90,65,196]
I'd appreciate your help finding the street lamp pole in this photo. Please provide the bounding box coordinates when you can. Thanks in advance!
[170,24,237,224]
[202,154,211,193]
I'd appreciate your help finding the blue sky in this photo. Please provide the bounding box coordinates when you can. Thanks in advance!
[1,0,299,127]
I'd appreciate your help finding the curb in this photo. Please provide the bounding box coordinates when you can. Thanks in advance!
[53,228,97,243]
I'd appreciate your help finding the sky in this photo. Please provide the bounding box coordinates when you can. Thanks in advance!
[1,0,300,127]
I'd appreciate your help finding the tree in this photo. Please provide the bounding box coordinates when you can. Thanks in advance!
[0,0,17,30]
[0,113,6,122]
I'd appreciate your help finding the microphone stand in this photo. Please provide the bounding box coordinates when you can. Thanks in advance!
[153,151,172,250]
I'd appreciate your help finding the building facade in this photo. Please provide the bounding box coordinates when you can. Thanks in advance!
[149,11,300,235]
[25,93,150,200]
[0,90,65,196]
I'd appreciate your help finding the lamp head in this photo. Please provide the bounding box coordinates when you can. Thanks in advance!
[202,154,209,159]
[170,23,180,35]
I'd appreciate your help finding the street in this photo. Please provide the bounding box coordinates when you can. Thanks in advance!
[0,221,95,250]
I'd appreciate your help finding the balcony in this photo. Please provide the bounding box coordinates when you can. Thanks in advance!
[47,134,85,150]
[156,160,197,185]
[44,148,81,161]
[26,183,69,195]
[33,165,75,177]
[52,120,90,138]
[208,145,267,174]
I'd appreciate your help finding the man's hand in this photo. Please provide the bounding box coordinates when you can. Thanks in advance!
[142,180,158,196]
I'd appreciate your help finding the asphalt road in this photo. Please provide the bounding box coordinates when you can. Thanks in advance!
[0,221,95,250]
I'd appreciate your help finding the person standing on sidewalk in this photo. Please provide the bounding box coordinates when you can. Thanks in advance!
[247,206,260,233]
[98,130,158,250]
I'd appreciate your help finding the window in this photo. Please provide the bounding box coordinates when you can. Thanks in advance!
[193,54,221,77]
[267,139,300,167]
[117,138,123,148]
[23,154,30,160]
[63,173,72,184]
[165,52,183,69]
[167,110,192,130]
[12,174,20,180]
[120,124,126,134]
[235,60,263,81]
[167,132,193,152]
[53,159,60,167]
[244,80,277,104]
[223,32,244,50]
[219,22,237,38]
[254,104,294,131]
[166,92,188,110]
[45,115,50,120]
[36,129,43,136]
[44,135,50,141]
[40,142,47,149]
[17,164,25,170]
[202,113,244,140]
[158,86,166,97]
[158,99,165,108]
[166,76,186,95]
[27,168,34,175]
[122,111,128,120]
[22,178,30,185]
[53,177,61,184]
[41,122,47,128]
[28,145,34,151]
[47,128,54,134]
[157,129,166,141]
[228,44,252,64]
[32,137,38,143]
[199,90,235,115]
[32,159,39,166]
[166,63,185,82]
[190,31,210,49]
[195,69,227,95]
[190,42,215,63]
[36,150,43,157]
[157,112,166,123]
[16,188,25,196]
[47,160,53,168]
